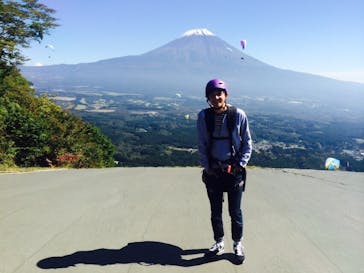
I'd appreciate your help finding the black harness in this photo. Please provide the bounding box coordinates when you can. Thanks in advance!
[203,105,247,191]
[204,106,238,168]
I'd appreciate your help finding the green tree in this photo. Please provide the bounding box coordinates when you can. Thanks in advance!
[0,68,116,168]
[0,0,58,69]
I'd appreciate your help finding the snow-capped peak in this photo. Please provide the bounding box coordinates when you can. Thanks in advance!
[182,28,215,37]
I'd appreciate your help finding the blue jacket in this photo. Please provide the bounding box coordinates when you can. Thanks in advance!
[197,106,253,171]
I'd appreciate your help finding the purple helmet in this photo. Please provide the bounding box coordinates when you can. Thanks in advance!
[205,79,228,97]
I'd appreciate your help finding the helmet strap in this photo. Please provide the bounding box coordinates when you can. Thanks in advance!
[206,99,227,112]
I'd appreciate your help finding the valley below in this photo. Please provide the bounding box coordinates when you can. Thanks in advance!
[38,88,364,172]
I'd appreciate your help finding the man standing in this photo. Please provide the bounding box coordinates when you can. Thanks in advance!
[197,79,252,264]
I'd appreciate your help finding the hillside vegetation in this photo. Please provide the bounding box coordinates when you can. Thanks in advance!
[0,68,115,168]
[0,0,115,169]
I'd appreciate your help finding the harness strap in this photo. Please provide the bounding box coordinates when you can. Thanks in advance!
[204,106,237,169]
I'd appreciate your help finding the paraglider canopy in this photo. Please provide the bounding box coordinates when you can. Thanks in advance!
[45,44,55,50]
[325,157,340,170]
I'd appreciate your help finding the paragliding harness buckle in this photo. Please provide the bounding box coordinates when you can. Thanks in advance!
[214,160,242,176]
[209,160,247,193]
[214,160,232,174]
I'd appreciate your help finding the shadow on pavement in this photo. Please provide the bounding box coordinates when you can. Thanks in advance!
[37,241,240,268]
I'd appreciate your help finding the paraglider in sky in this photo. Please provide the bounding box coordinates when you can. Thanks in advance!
[45,44,55,50]
[240,40,247,50]
[45,44,55,59]
[184,114,190,120]
[325,157,340,170]
[240,39,247,60]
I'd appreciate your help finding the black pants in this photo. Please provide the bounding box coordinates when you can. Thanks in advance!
[203,170,245,242]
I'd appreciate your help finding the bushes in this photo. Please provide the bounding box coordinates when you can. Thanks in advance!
[0,68,115,168]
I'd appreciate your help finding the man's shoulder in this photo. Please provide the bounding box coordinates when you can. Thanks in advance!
[198,108,210,120]
[236,107,246,116]
[198,108,208,114]
[227,104,246,117]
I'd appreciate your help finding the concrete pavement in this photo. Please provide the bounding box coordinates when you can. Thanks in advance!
[1,167,363,273]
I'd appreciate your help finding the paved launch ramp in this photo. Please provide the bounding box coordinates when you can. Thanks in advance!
[1,167,363,273]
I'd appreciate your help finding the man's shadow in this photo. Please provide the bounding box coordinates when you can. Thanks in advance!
[37,241,239,268]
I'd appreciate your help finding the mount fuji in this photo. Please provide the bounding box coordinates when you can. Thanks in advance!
[20,28,364,118]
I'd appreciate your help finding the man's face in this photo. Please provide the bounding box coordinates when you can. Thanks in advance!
[208,89,227,109]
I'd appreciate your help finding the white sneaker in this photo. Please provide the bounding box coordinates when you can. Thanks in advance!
[205,241,224,257]
[233,241,245,264]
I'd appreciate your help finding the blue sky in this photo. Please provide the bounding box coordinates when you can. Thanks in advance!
[23,0,364,83]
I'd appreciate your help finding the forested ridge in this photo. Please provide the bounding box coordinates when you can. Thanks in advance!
[0,68,115,168]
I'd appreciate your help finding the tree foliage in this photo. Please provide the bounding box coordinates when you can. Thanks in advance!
[0,68,115,168]
[0,0,58,68]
